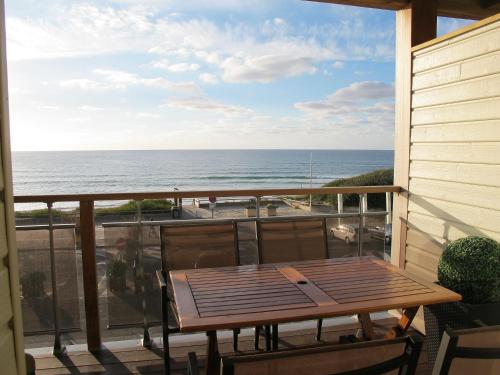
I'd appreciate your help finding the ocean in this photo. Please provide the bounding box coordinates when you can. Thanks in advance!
[12,150,394,209]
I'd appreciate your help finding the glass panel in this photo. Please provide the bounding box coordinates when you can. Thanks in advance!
[326,217,360,258]
[17,227,80,334]
[102,224,161,329]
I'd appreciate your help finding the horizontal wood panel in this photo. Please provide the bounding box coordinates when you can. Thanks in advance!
[410,142,500,164]
[410,119,500,142]
[409,178,500,211]
[412,50,500,91]
[405,246,440,275]
[406,228,446,257]
[404,261,438,282]
[409,160,500,186]
[406,211,500,244]
[411,97,500,125]
[413,23,500,74]
[412,73,500,108]
[407,195,500,233]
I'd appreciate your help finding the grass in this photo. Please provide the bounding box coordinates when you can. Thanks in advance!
[16,199,174,218]
[314,168,394,208]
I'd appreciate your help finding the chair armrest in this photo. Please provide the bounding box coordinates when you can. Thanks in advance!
[156,269,167,289]
[187,352,200,375]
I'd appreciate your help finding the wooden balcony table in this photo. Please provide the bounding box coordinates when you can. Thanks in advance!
[169,256,461,375]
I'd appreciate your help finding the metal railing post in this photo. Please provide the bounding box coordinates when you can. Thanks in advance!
[357,194,366,257]
[47,202,66,355]
[337,193,343,226]
[386,192,392,225]
[256,197,260,218]
[136,200,152,348]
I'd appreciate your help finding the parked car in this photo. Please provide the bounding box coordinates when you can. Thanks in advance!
[369,224,392,246]
[330,224,367,245]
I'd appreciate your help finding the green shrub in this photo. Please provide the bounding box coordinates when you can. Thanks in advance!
[315,168,393,208]
[437,236,500,304]
[96,199,173,215]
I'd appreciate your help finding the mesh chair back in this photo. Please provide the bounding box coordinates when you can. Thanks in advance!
[160,220,239,271]
[433,325,500,375]
[257,218,328,264]
[222,335,422,375]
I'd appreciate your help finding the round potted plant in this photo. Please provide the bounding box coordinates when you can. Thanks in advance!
[424,236,500,367]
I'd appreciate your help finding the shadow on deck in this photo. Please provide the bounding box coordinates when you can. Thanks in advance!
[33,317,430,374]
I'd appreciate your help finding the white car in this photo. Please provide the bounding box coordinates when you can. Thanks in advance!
[330,224,357,245]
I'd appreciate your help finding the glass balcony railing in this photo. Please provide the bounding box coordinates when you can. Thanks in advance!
[14,185,399,352]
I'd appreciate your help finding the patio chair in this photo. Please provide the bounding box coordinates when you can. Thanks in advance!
[157,220,240,375]
[187,334,423,375]
[255,217,329,350]
[432,325,500,375]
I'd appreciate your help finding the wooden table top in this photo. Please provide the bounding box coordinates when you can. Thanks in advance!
[169,256,461,332]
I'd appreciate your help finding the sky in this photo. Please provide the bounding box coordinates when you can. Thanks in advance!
[5,0,472,151]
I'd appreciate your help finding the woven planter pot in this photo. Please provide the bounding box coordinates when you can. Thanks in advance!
[424,301,500,368]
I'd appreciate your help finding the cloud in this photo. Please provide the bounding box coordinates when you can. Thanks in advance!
[60,69,199,93]
[151,59,200,72]
[328,81,393,103]
[7,3,394,85]
[198,73,219,84]
[164,96,254,116]
[332,61,344,69]
[294,81,394,123]
[79,105,104,112]
[221,55,318,83]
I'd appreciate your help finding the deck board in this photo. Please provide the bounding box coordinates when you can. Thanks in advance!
[33,318,431,374]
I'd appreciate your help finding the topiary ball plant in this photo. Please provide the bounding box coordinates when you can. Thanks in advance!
[438,236,500,304]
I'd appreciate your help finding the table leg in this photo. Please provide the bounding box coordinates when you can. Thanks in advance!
[206,331,220,375]
[357,313,375,340]
[265,325,271,351]
[385,307,419,339]
[271,324,279,350]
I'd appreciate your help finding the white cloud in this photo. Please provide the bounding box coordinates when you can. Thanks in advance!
[151,59,200,72]
[79,105,105,112]
[136,112,161,118]
[295,81,394,123]
[332,61,344,69]
[221,54,318,83]
[37,105,60,111]
[60,69,199,93]
[198,73,219,84]
[59,79,120,91]
[164,96,254,117]
[7,3,393,85]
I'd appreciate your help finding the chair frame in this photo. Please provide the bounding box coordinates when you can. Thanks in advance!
[256,216,329,264]
[187,335,423,375]
[255,217,329,350]
[432,325,500,375]
[158,219,240,375]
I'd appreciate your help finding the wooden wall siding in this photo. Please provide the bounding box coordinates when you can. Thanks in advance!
[406,16,500,281]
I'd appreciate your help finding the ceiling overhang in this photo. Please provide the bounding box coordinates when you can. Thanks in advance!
[307,1,500,20]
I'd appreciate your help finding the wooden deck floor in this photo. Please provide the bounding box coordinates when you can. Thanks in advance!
[33,318,431,374]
